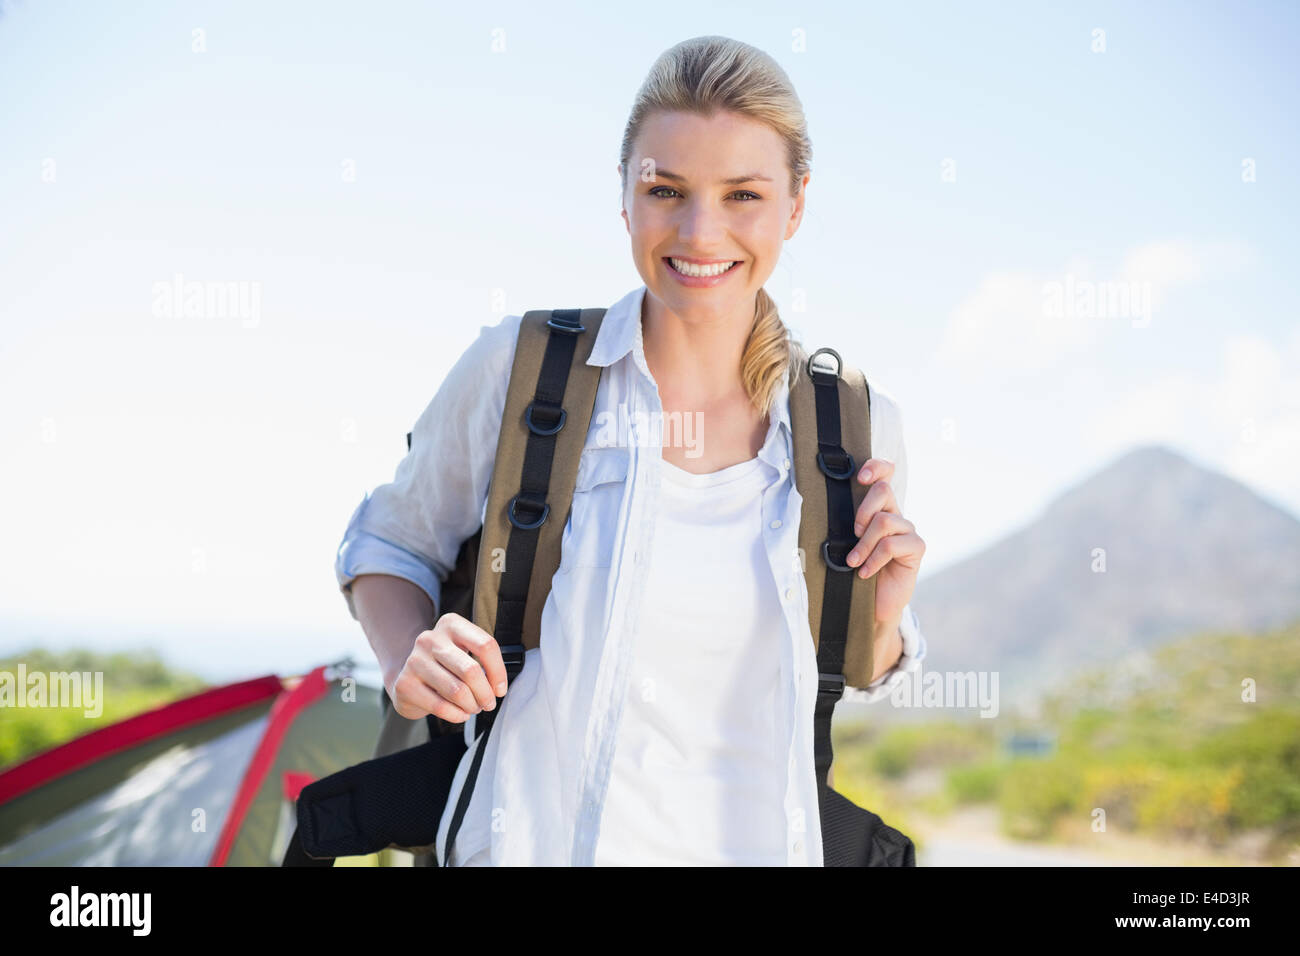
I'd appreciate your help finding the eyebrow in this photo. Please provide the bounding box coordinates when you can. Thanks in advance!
[649,169,774,186]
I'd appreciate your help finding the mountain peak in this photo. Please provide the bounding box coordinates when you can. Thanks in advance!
[907,443,1300,710]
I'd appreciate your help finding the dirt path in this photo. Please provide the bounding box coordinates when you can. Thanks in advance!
[911,806,1276,867]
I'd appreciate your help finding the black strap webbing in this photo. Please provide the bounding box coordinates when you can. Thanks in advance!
[441,309,587,866]
[809,356,857,789]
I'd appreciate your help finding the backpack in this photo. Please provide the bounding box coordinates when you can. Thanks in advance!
[283,306,916,867]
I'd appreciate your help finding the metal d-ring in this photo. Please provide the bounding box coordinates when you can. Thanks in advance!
[807,346,843,381]
[525,401,566,436]
[546,313,585,335]
[507,494,549,530]
[816,448,855,480]
[822,538,855,572]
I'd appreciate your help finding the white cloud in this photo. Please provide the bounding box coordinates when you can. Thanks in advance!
[1119,238,1253,286]
[935,269,1099,372]
[936,239,1255,372]
[1085,327,1300,510]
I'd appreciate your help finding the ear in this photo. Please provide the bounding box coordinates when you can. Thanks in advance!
[618,163,630,233]
[785,171,811,240]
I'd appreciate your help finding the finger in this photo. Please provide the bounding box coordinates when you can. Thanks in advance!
[857,528,924,580]
[392,667,475,723]
[847,511,912,569]
[856,456,895,486]
[431,639,498,712]
[444,614,510,698]
[852,479,899,537]
[408,649,484,716]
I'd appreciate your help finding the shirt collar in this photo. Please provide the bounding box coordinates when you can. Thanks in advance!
[588,283,794,452]
[586,284,646,370]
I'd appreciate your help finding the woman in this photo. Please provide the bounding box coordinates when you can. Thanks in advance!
[335,35,927,866]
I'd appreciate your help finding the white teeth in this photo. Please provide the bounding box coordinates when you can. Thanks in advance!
[669,257,739,278]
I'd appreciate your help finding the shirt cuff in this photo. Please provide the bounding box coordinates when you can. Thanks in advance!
[335,528,443,624]
[842,603,927,704]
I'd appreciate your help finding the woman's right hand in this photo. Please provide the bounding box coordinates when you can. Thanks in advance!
[388,613,510,722]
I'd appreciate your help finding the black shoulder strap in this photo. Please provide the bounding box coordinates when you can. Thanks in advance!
[804,347,868,788]
[791,345,875,787]
[795,347,916,866]
[442,307,602,866]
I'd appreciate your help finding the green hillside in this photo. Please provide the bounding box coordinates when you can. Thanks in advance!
[834,618,1300,862]
[0,648,208,768]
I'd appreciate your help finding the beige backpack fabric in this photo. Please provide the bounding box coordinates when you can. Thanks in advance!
[376,308,879,865]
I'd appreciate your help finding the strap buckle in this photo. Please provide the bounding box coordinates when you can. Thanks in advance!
[498,643,526,680]
[816,447,855,480]
[546,311,586,335]
[507,493,549,530]
[525,401,566,436]
[818,673,846,700]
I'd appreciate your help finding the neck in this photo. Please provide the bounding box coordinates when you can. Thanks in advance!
[641,291,756,405]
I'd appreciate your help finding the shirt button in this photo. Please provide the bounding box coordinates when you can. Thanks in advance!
[783,458,791,469]
[770,519,782,529]
[792,839,804,855]
[784,588,793,601]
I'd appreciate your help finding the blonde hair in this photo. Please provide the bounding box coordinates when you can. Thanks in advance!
[619,35,812,418]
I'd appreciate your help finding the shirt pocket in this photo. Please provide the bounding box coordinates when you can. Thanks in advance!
[558,444,631,572]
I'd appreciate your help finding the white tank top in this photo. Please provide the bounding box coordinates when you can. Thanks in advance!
[592,453,790,865]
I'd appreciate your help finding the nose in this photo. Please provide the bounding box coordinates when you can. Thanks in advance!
[675,197,728,248]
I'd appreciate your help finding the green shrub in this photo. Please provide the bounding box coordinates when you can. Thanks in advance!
[946,758,1004,804]
[998,758,1084,839]
[868,721,993,779]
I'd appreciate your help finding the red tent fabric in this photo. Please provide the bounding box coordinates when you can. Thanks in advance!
[0,664,382,866]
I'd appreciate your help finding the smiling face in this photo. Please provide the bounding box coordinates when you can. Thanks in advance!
[620,109,808,327]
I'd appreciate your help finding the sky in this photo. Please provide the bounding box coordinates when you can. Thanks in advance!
[1,0,1297,682]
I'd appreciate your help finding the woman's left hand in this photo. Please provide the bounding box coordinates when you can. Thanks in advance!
[844,457,925,629]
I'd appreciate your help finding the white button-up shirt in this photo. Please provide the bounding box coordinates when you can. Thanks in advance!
[334,283,927,865]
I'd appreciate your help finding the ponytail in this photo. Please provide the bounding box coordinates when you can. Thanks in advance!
[740,287,804,418]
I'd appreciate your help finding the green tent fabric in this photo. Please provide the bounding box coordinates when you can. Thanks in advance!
[0,663,382,866]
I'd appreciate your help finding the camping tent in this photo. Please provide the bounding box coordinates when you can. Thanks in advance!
[0,662,384,866]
